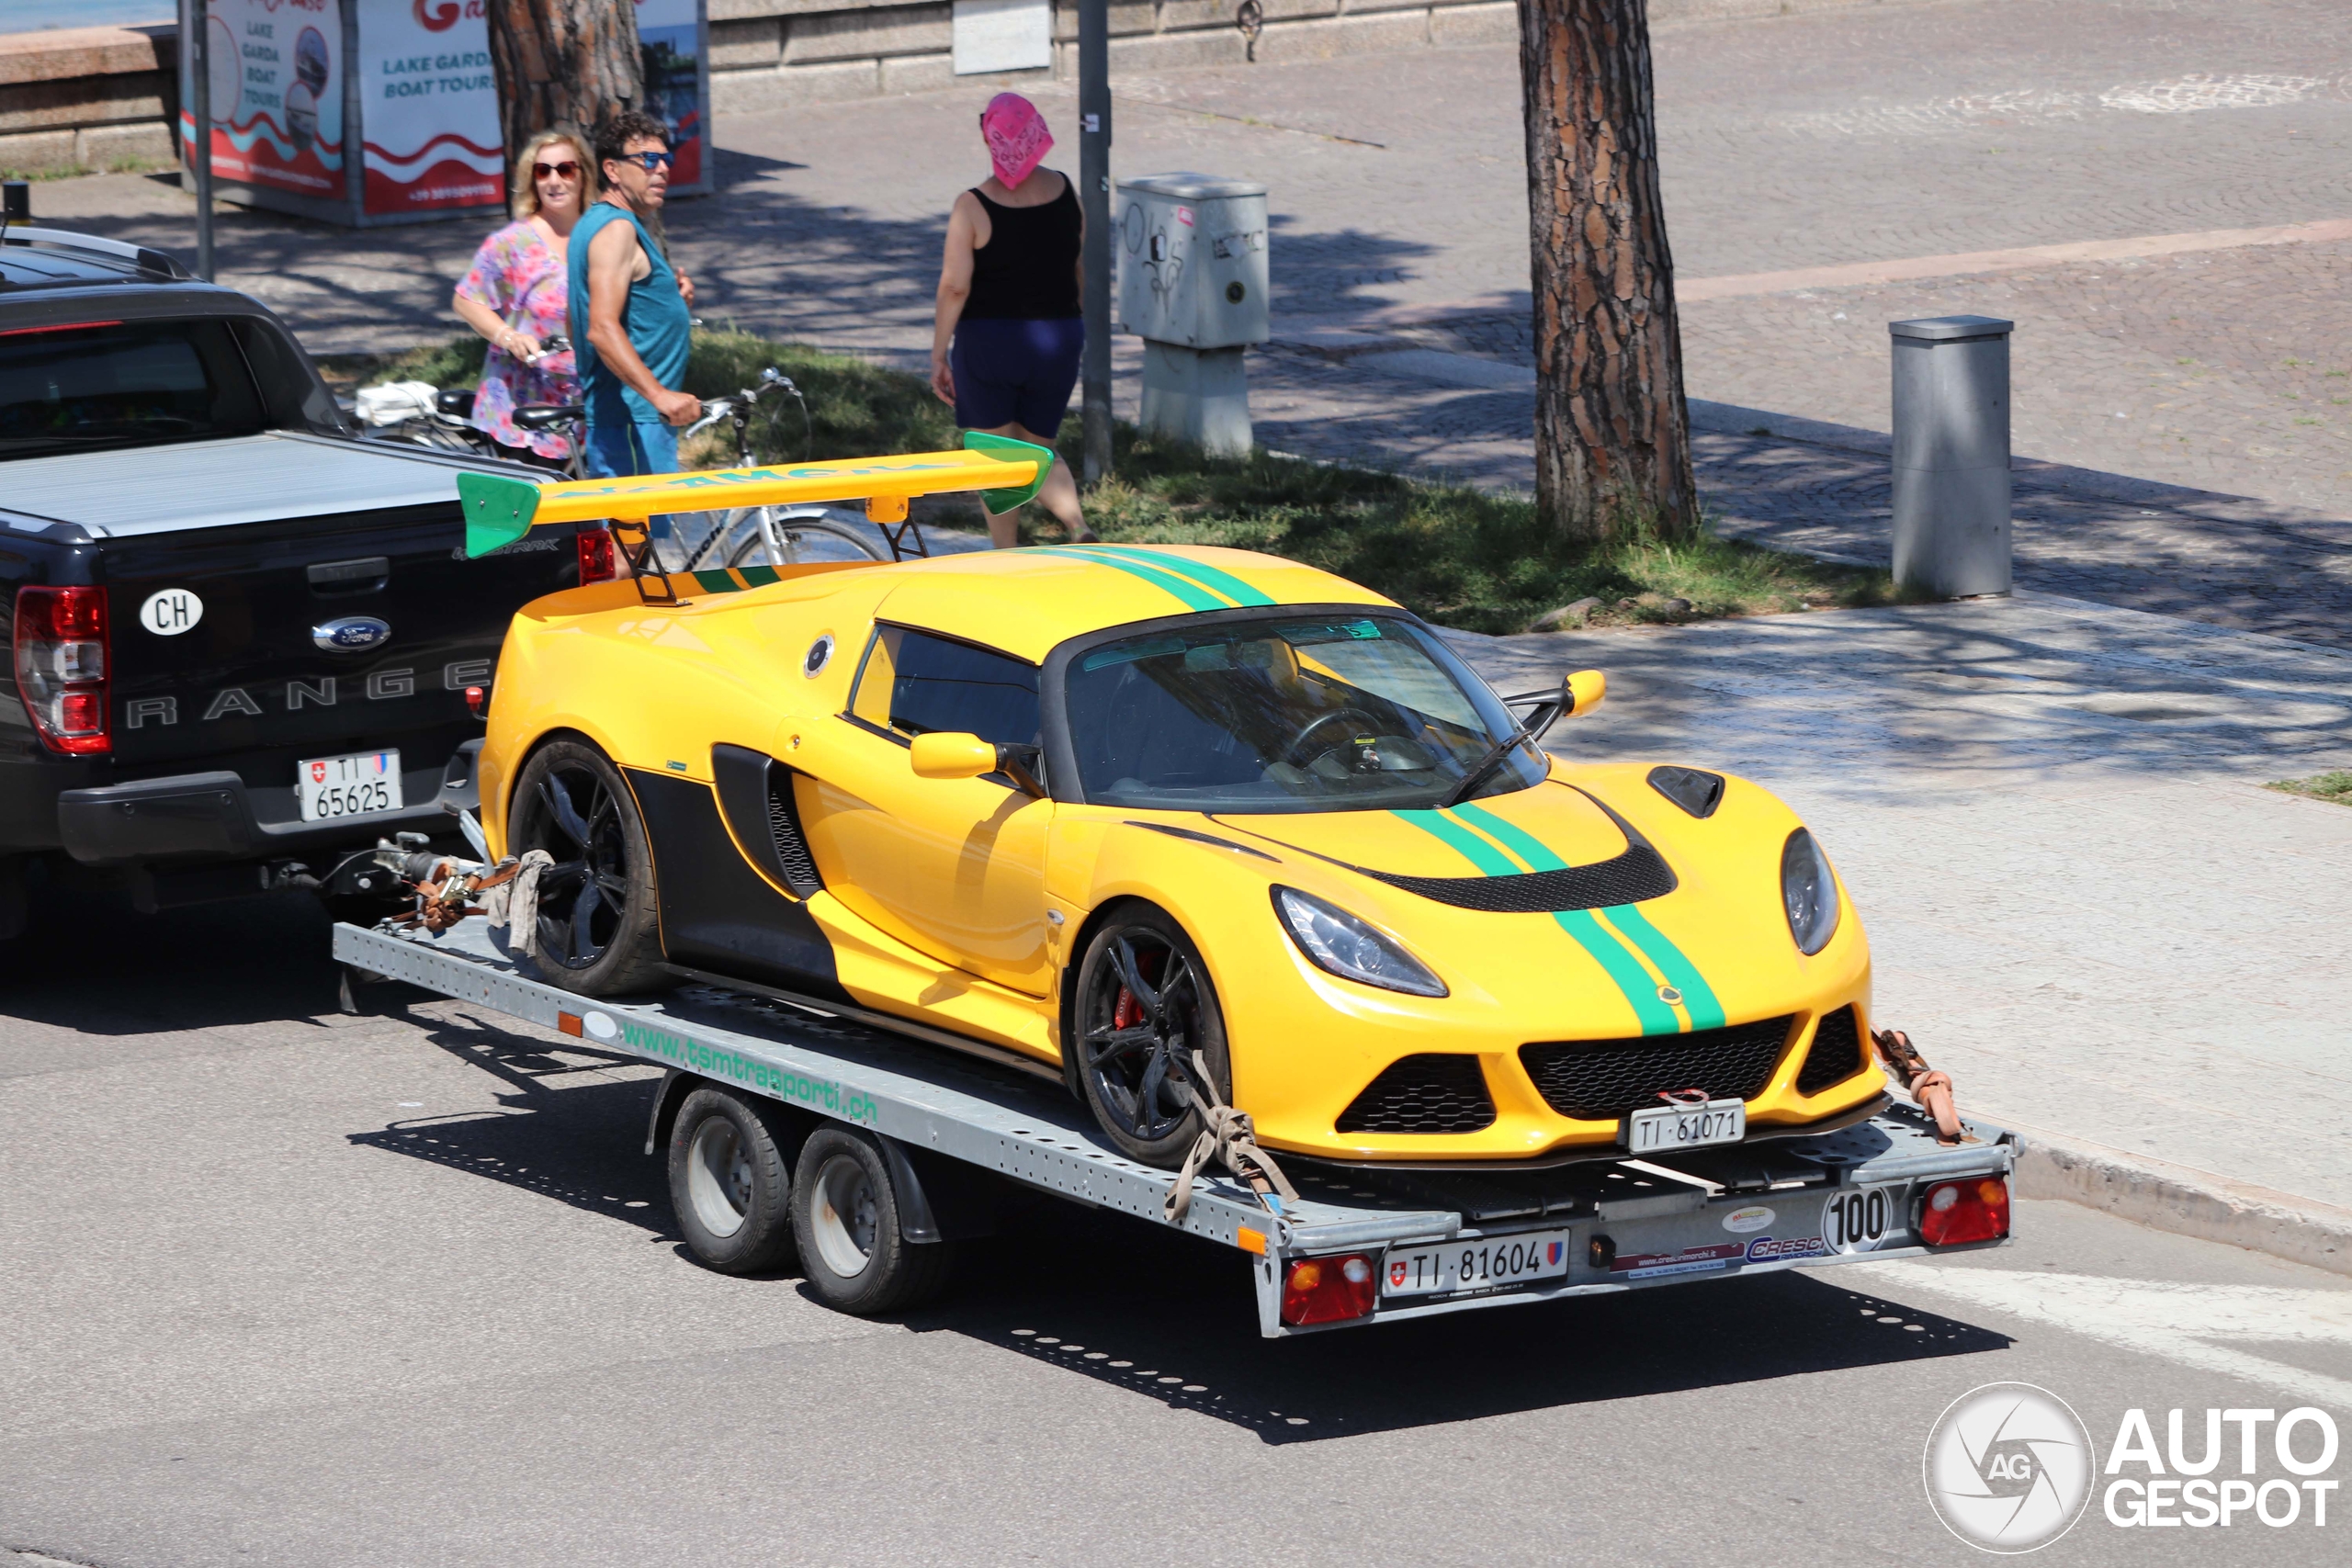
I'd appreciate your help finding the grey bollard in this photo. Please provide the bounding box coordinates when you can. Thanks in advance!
[1889,315,2013,598]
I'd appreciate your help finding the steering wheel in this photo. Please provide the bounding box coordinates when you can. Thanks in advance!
[1281,707,1387,768]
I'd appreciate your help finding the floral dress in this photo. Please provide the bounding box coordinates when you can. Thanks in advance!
[455,220,578,458]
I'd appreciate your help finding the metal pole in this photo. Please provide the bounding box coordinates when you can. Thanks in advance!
[190,0,214,281]
[1078,0,1112,485]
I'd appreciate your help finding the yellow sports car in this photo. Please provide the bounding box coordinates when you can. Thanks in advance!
[461,447,1887,1169]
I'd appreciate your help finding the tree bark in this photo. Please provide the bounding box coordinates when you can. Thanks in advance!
[483,0,643,166]
[1516,0,1698,542]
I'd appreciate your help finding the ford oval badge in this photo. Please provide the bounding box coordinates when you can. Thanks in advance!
[313,615,391,653]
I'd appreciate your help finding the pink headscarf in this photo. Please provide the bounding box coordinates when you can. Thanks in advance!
[980,93,1053,189]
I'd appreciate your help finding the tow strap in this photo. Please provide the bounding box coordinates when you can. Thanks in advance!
[1164,1049,1300,1224]
[1871,1028,1970,1146]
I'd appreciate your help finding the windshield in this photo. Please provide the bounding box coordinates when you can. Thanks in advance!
[1059,614,1546,812]
[0,318,266,459]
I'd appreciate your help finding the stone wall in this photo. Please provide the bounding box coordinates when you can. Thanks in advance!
[709,0,1519,113]
[0,25,176,177]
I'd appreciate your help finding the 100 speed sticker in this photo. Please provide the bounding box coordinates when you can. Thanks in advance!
[1822,1185,1905,1254]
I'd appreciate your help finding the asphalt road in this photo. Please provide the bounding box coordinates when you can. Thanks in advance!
[1,886,2345,1568]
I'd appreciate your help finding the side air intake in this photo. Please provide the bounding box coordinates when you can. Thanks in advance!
[1794,1005,1866,1096]
[711,742,824,899]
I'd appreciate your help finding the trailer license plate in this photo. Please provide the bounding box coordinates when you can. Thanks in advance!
[1382,1229,1571,1299]
[1626,1098,1746,1154]
[298,749,402,821]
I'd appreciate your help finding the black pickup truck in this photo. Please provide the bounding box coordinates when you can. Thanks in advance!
[0,222,613,936]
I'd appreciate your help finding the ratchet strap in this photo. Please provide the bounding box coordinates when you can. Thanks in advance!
[1870,1028,1971,1146]
[1165,1049,1300,1225]
[455,431,1056,561]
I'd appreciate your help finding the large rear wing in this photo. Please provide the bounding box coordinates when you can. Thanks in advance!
[454,431,1055,594]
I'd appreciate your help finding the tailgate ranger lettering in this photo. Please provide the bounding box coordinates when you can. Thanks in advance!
[175,663,491,724]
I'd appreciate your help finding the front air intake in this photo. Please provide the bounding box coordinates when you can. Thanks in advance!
[1794,1006,1866,1095]
[1336,1054,1498,1134]
[1518,1016,1795,1122]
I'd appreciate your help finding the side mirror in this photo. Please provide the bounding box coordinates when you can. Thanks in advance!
[1565,669,1605,716]
[909,731,998,780]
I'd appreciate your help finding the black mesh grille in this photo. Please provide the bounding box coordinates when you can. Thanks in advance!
[1368,844,1677,913]
[1795,1006,1865,1095]
[1335,1054,1498,1134]
[1519,1016,1795,1121]
[766,771,822,897]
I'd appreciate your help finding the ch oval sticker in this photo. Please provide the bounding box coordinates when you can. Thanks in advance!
[140,588,204,636]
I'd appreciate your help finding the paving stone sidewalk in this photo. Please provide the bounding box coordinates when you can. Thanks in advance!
[1450,592,2352,1251]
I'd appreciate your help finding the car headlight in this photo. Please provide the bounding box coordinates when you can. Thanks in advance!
[1272,887,1447,998]
[1781,828,1840,955]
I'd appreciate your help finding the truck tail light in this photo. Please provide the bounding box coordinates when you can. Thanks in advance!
[1281,1253,1376,1325]
[577,525,616,583]
[15,585,109,754]
[1918,1177,2009,1247]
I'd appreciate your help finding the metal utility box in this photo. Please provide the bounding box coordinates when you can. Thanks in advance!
[1115,173,1269,456]
[1116,173,1271,349]
[1889,315,2014,598]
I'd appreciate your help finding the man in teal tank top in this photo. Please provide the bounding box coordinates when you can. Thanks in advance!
[571,110,698,479]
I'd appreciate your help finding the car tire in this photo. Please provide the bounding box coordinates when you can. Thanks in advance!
[506,738,671,996]
[1070,906,1233,1168]
[667,1087,799,1274]
[789,1128,953,1315]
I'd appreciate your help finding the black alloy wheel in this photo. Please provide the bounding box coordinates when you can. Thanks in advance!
[1072,907,1231,1166]
[507,739,671,995]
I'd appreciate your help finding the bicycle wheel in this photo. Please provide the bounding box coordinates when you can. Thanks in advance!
[726,512,887,568]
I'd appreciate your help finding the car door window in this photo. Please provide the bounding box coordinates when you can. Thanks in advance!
[849,625,1040,748]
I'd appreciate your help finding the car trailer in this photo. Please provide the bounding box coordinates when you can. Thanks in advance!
[334,918,2018,1337]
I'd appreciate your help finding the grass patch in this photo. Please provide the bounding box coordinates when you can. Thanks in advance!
[2267,771,2352,806]
[326,330,1897,632]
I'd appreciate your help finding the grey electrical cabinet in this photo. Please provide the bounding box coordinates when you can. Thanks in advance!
[1115,173,1271,350]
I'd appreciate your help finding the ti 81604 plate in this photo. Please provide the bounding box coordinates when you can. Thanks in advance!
[1382,1229,1571,1299]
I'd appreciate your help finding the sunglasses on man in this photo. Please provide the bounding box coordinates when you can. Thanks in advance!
[613,151,675,172]
[532,160,581,180]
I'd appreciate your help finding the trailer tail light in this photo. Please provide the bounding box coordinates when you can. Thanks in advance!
[1281,1253,1377,1325]
[1918,1177,2009,1247]
[578,525,617,583]
[15,585,109,754]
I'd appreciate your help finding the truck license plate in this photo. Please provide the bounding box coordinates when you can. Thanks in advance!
[1626,1098,1746,1154]
[298,749,402,822]
[1382,1228,1571,1299]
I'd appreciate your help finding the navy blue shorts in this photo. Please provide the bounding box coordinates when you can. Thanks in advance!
[951,316,1083,434]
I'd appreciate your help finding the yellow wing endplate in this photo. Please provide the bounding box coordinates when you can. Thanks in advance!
[457,431,1055,558]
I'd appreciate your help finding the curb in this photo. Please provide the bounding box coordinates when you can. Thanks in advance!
[2005,1124,2352,1279]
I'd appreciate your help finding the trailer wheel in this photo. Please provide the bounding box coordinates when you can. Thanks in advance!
[507,738,670,995]
[666,1088,798,1274]
[790,1128,952,1314]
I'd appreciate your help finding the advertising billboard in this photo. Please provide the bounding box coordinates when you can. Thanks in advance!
[636,0,709,194]
[358,0,505,217]
[177,0,345,202]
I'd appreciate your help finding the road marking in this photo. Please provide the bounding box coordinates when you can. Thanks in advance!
[1679,219,2352,300]
[1864,1261,2352,1407]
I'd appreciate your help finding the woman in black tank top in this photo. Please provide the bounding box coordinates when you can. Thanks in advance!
[931,93,1096,547]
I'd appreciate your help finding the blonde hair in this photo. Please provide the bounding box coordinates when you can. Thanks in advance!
[510,130,596,220]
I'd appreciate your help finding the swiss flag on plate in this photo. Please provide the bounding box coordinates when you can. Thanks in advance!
[310,761,327,783]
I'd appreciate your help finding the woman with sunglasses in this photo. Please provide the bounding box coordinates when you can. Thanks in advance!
[451,130,593,465]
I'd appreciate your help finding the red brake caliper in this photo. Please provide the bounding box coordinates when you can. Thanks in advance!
[1113,987,1142,1030]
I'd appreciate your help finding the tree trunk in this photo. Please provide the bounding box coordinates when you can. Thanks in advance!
[484,0,643,166]
[1516,0,1698,543]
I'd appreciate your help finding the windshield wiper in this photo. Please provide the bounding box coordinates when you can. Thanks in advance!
[1434,678,1575,808]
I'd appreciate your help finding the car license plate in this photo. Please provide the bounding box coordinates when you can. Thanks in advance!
[1381,1228,1572,1299]
[298,749,402,822]
[1626,1097,1746,1154]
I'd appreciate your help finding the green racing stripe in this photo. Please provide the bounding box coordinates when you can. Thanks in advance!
[1027,547,1227,612]
[1056,545,1278,607]
[1599,901,1725,1031]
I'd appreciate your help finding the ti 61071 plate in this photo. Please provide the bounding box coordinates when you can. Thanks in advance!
[1625,1097,1745,1154]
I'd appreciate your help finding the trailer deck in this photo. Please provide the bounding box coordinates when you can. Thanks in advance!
[336,918,2017,1337]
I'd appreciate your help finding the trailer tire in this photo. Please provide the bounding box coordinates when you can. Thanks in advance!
[667,1087,798,1274]
[507,738,670,996]
[791,1128,953,1314]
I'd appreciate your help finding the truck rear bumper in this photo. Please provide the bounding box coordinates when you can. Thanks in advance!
[56,746,480,867]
